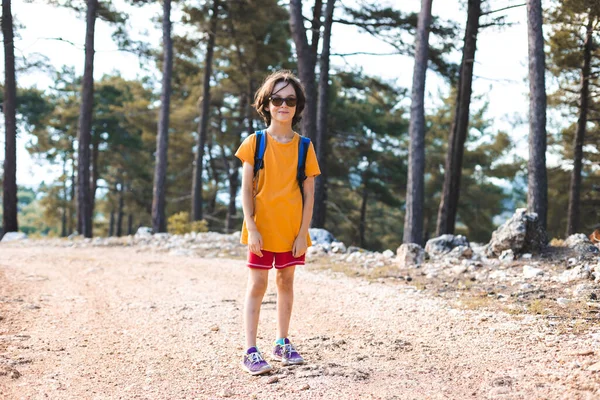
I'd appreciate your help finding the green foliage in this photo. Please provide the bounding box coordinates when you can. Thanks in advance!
[167,212,208,235]
[421,91,523,243]
[324,71,408,250]
[339,3,460,80]
[167,0,293,230]
[546,0,600,236]
[10,0,534,249]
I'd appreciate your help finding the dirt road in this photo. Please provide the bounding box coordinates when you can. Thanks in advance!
[1,244,600,399]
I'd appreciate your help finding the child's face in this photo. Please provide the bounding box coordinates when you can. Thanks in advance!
[265,81,297,126]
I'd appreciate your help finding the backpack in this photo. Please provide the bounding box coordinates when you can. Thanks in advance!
[253,130,311,200]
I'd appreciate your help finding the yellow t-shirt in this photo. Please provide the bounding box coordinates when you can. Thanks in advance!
[235,132,321,252]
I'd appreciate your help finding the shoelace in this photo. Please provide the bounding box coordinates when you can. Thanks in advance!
[283,343,296,358]
[248,351,265,365]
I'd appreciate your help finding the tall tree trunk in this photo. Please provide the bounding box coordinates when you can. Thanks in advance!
[117,181,124,237]
[313,0,335,228]
[152,0,173,233]
[359,173,369,248]
[61,159,68,237]
[403,0,433,245]
[566,17,593,236]
[90,137,99,214]
[127,214,133,235]
[226,168,239,233]
[289,0,319,141]
[108,210,115,237]
[1,0,18,237]
[310,0,322,58]
[77,0,97,238]
[192,0,219,222]
[526,0,548,231]
[71,154,77,235]
[206,135,218,216]
[436,0,480,236]
[225,97,247,233]
[205,110,222,217]
[247,81,255,136]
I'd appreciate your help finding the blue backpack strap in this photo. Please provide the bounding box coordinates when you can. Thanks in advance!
[297,136,311,200]
[253,130,267,178]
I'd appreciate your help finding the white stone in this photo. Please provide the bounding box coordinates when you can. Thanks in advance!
[499,249,515,262]
[572,284,596,300]
[135,227,152,238]
[346,252,363,263]
[567,258,578,266]
[330,241,347,254]
[452,264,468,275]
[382,249,395,259]
[565,233,599,254]
[170,249,193,256]
[425,234,469,257]
[448,245,473,259]
[559,265,591,283]
[520,283,535,290]
[489,270,508,281]
[309,228,336,245]
[523,265,544,279]
[557,298,572,307]
[396,243,425,268]
[1,232,28,242]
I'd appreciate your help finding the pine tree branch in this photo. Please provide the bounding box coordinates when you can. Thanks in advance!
[330,51,399,56]
[481,3,526,16]
[39,36,146,56]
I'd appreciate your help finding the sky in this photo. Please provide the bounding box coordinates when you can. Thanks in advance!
[1,0,532,188]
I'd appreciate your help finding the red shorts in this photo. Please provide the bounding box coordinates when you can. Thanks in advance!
[247,250,305,270]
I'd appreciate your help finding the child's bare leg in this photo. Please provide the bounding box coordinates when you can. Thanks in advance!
[275,266,295,338]
[244,268,269,348]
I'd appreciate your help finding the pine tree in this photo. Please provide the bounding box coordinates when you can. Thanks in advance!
[313,0,336,228]
[192,0,220,222]
[527,0,549,231]
[436,0,482,236]
[152,0,174,233]
[547,0,600,235]
[403,0,433,246]
[1,0,18,237]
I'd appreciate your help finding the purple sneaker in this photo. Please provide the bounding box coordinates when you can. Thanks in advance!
[241,347,273,375]
[272,338,304,366]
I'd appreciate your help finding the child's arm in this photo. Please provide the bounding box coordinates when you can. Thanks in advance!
[241,161,263,256]
[293,176,316,257]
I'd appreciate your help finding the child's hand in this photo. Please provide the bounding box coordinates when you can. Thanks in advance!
[248,230,263,257]
[292,235,308,258]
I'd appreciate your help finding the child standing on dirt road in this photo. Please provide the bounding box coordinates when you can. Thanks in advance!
[234,70,321,375]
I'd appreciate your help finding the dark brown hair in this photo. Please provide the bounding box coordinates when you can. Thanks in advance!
[252,70,306,127]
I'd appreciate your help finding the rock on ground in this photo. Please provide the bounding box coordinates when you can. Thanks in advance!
[486,208,547,257]
[309,228,336,245]
[396,243,425,268]
[565,234,600,255]
[1,232,28,242]
[425,234,470,258]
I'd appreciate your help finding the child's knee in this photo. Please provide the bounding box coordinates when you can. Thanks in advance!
[248,278,268,297]
[276,273,294,291]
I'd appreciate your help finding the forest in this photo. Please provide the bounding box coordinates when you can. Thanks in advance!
[1,0,599,252]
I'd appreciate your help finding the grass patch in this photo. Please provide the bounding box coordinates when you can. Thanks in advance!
[307,259,362,278]
[528,299,551,315]
[365,264,403,280]
[457,295,493,310]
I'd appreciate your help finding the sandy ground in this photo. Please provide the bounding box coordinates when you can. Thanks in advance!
[2,244,600,399]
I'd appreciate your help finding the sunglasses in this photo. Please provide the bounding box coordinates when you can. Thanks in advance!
[269,96,297,107]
